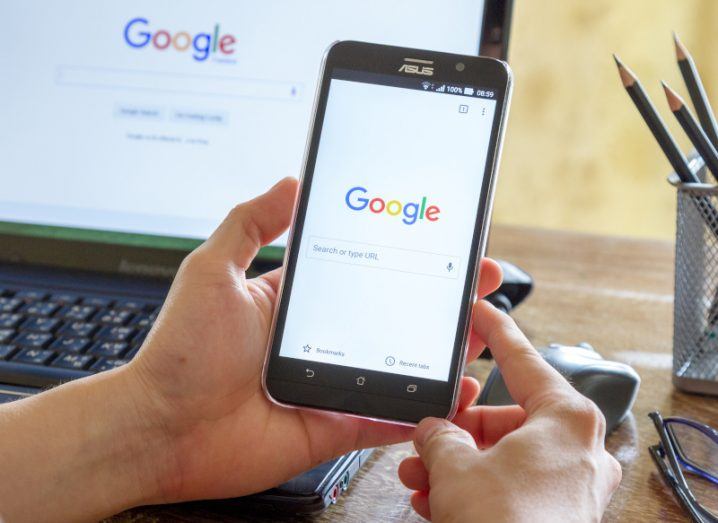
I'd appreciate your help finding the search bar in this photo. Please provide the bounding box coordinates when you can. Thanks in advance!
[55,66,302,101]
[307,236,460,279]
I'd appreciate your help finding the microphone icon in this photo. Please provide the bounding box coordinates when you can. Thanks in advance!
[447,262,454,272]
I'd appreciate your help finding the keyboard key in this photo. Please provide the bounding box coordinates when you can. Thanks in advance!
[0,298,22,313]
[82,297,113,308]
[91,358,129,372]
[96,325,135,342]
[60,321,98,338]
[21,301,59,317]
[89,341,128,358]
[0,345,17,360]
[57,304,96,321]
[124,346,141,360]
[13,348,55,365]
[52,353,94,370]
[130,314,154,328]
[115,299,146,311]
[49,293,79,305]
[20,317,60,333]
[95,309,133,325]
[14,290,47,302]
[0,313,22,329]
[0,329,15,343]
[145,303,161,314]
[132,329,148,347]
[14,332,52,348]
[50,337,90,354]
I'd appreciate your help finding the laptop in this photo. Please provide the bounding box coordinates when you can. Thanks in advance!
[0,0,512,515]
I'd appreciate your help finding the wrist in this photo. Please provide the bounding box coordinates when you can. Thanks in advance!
[0,365,179,522]
[97,363,182,507]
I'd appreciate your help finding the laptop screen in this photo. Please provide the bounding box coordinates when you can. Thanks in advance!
[0,1,486,255]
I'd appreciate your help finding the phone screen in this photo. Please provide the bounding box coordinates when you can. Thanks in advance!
[276,68,498,383]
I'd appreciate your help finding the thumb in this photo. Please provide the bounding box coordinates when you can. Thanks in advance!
[206,177,298,268]
[414,418,478,475]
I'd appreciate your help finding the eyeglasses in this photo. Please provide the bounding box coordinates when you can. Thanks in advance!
[649,411,718,523]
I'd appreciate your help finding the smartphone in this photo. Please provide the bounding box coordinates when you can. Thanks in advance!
[263,41,512,424]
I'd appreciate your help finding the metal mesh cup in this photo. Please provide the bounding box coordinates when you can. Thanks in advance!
[672,161,718,395]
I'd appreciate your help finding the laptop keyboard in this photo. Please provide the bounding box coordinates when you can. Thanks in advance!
[0,287,160,388]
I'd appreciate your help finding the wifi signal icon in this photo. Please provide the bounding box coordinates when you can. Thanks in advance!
[421,81,432,90]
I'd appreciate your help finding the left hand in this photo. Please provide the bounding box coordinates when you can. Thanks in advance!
[124,177,503,502]
[0,177,502,522]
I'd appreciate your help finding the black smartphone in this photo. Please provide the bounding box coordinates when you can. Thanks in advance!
[263,41,512,424]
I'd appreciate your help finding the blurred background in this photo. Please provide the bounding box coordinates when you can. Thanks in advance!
[494,0,718,240]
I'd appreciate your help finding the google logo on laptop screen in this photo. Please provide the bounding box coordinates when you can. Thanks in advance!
[123,17,237,62]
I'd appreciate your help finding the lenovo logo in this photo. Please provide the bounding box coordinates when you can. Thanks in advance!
[118,258,177,278]
[398,57,434,76]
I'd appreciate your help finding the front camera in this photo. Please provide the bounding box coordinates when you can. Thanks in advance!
[455,62,465,71]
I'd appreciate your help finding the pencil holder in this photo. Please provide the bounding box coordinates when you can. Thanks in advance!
[672,160,718,395]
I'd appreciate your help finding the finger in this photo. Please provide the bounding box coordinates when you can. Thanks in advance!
[603,452,623,501]
[303,409,414,455]
[410,491,432,521]
[466,294,498,362]
[398,456,429,491]
[472,300,572,414]
[451,404,527,448]
[476,258,503,299]
[414,418,478,474]
[466,330,488,362]
[205,177,298,269]
[463,259,502,362]
[255,267,283,294]
[353,419,414,449]
[457,376,480,411]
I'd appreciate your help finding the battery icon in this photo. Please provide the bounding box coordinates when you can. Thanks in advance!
[463,87,475,96]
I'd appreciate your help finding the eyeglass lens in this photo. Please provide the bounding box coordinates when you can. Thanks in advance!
[667,422,718,480]
[666,421,718,516]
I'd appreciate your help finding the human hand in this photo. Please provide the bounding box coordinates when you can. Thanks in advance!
[398,301,622,522]
[0,177,504,523]
[126,177,503,503]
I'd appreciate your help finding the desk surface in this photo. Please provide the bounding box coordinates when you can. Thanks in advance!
[111,225,718,522]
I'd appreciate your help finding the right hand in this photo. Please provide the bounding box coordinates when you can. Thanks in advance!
[398,300,622,522]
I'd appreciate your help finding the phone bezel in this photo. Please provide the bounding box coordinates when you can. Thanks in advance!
[263,40,512,425]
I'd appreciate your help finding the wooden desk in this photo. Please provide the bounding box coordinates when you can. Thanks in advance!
[112,225,718,522]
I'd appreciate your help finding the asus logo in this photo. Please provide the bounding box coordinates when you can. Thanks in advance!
[398,57,434,76]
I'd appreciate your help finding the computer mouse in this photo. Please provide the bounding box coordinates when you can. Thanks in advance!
[477,343,640,434]
[484,260,533,314]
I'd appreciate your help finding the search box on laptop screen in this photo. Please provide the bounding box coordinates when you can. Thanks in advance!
[0,1,485,249]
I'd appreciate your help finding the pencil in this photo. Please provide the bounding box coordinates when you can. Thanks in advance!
[674,32,718,149]
[663,81,718,180]
[613,54,696,183]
